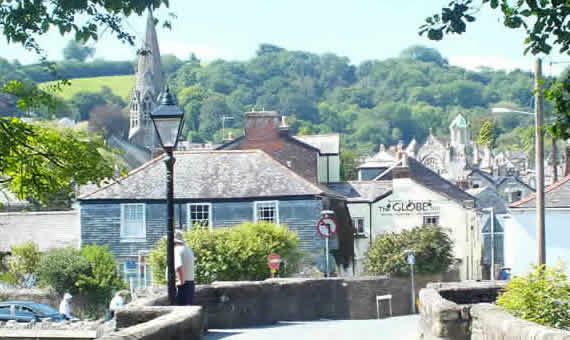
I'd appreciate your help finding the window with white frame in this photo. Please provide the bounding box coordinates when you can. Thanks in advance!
[423,215,440,226]
[352,217,365,234]
[254,201,279,224]
[187,203,212,230]
[120,204,146,240]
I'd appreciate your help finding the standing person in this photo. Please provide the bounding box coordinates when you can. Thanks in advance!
[173,230,195,305]
[107,291,125,320]
[59,293,73,320]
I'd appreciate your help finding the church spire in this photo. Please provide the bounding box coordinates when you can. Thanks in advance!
[135,9,164,97]
[128,8,164,149]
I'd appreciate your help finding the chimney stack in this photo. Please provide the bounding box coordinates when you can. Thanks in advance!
[244,110,281,142]
[393,152,410,178]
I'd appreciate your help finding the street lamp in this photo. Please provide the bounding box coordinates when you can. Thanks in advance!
[481,208,495,280]
[150,86,184,305]
[222,116,234,140]
[490,57,546,268]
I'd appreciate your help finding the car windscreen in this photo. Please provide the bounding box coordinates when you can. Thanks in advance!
[27,303,59,316]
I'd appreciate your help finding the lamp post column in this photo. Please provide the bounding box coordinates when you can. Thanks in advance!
[165,147,176,305]
[534,58,546,268]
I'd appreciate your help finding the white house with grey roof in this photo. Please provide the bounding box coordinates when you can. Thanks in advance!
[506,175,570,275]
[330,154,482,279]
[78,150,353,287]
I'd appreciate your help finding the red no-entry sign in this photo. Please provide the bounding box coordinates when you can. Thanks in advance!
[267,253,281,270]
[317,216,338,238]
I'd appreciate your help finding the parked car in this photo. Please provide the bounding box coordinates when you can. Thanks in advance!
[0,301,67,322]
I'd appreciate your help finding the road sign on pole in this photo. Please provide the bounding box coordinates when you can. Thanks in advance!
[317,215,337,278]
[317,217,337,238]
[407,253,416,265]
[267,253,281,269]
[407,252,416,313]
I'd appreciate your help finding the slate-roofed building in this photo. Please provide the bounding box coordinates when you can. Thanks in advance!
[79,149,354,286]
[330,153,481,279]
[217,111,341,185]
[467,186,507,279]
[505,175,570,275]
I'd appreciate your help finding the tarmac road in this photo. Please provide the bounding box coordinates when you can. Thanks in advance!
[204,315,419,340]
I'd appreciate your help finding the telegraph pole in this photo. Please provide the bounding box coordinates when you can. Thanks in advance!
[535,58,546,267]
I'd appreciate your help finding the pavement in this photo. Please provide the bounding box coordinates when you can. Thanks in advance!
[204,315,419,340]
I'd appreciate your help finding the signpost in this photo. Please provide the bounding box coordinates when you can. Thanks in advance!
[267,253,281,278]
[317,213,337,278]
[407,251,416,313]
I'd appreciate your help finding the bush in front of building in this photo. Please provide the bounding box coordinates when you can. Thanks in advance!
[0,241,41,288]
[36,247,90,295]
[364,225,454,276]
[149,221,303,284]
[75,244,125,309]
[496,263,570,330]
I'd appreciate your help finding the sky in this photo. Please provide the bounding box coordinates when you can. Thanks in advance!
[0,0,568,76]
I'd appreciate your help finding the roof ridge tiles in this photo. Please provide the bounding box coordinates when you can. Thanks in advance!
[510,174,570,208]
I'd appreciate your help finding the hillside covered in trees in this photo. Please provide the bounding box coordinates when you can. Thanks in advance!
[1,44,544,156]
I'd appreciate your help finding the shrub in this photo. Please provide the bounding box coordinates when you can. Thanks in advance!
[75,244,125,307]
[36,248,90,295]
[497,264,570,330]
[149,221,303,284]
[1,242,41,288]
[364,225,454,276]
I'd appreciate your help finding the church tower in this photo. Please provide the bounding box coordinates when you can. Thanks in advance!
[449,114,470,149]
[128,10,165,149]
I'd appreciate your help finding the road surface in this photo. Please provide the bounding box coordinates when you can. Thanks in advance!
[204,315,419,340]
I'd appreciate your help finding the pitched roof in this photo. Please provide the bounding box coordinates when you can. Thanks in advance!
[496,176,535,191]
[327,181,392,203]
[468,168,496,185]
[358,150,398,169]
[0,211,79,253]
[375,157,475,204]
[466,186,507,214]
[292,134,340,154]
[79,150,343,200]
[510,174,570,208]
[0,188,30,211]
[407,157,476,204]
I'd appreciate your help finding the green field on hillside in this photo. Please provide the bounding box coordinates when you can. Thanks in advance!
[41,75,134,100]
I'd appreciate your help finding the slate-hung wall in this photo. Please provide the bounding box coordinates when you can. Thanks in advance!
[80,198,334,265]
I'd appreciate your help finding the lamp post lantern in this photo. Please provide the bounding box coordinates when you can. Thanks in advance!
[150,86,184,305]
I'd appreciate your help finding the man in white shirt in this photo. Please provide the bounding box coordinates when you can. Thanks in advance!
[173,230,195,305]
[59,293,73,319]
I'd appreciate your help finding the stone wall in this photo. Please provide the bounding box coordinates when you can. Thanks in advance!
[471,303,570,340]
[100,306,202,340]
[419,281,507,340]
[132,274,447,329]
[418,281,570,340]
